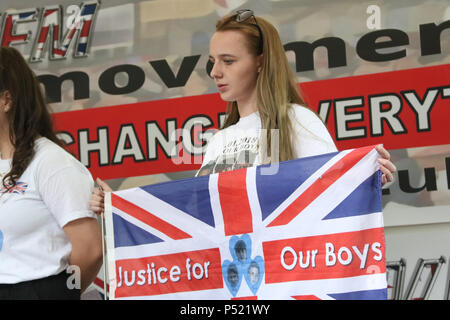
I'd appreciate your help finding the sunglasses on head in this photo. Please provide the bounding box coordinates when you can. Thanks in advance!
[207,9,264,78]
[235,9,264,55]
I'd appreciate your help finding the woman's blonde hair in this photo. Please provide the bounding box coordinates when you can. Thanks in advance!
[216,13,306,163]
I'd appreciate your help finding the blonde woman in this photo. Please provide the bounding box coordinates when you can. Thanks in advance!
[90,10,396,212]
[198,10,395,179]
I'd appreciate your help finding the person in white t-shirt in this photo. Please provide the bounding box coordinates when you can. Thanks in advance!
[0,47,103,299]
[197,10,395,176]
[89,10,396,213]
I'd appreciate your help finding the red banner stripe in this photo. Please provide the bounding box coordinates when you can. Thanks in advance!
[53,93,225,180]
[267,145,374,227]
[218,169,253,236]
[300,64,450,151]
[111,193,192,240]
[51,65,449,181]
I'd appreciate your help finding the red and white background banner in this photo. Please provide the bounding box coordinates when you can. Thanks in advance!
[1,0,449,299]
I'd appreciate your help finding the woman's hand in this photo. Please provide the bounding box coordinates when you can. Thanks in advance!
[89,178,112,215]
[375,145,397,186]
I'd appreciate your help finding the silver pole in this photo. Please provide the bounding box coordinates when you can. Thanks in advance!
[101,211,108,299]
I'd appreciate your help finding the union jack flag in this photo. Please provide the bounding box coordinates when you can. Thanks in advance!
[1,182,28,195]
[104,145,387,300]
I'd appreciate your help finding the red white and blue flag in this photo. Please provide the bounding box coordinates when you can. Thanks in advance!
[31,1,99,62]
[0,182,28,195]
[104,145,387,300]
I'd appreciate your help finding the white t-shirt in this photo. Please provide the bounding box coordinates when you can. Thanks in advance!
[198,104,337,175]
[0,137,96,284]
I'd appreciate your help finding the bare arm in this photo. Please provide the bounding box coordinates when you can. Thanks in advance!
[63,217,103,293]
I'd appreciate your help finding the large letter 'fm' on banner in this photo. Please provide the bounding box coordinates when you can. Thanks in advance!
[103,145,387,300]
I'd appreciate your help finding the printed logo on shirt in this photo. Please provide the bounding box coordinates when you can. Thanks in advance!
[198,134,261,175]
[199,149,258,175]
[221,137,259,155]
[0,181,28,195]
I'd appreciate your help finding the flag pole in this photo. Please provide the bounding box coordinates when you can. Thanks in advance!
[101,210,108,299]
[99,182,108,300]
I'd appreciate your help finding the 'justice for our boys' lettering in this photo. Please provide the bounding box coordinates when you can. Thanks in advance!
[114,248,223,298]
[263,228,385,283]
[280,241,383,271]
[112,229,385,297]
[117,258,211,287]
